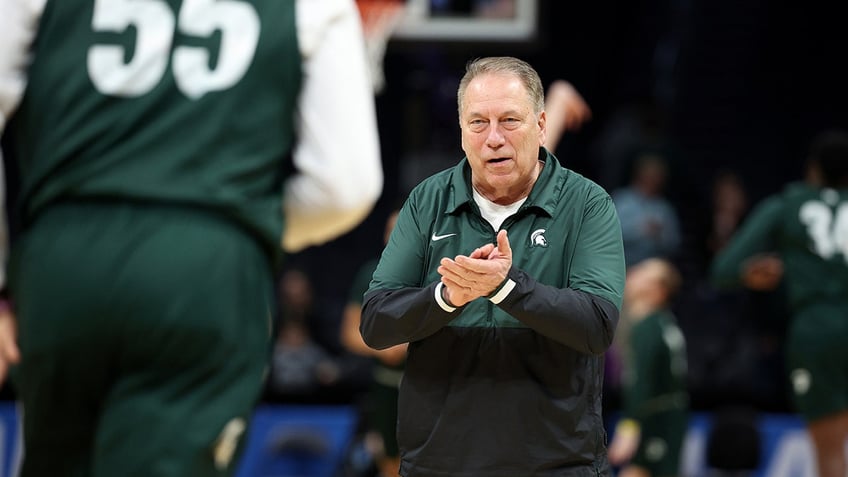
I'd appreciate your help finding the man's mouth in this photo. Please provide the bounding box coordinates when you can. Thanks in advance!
[488,157,511,164]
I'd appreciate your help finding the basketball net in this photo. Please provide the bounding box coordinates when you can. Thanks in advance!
[356,0,406,94]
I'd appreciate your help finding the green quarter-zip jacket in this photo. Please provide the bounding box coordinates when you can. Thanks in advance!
[361,148,626,477]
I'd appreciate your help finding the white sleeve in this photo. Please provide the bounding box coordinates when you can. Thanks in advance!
[0,0,46,290]
[0,0,45,132]
[283,0,383,252]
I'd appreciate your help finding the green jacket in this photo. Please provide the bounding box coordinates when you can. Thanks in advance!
[361,148,626,477]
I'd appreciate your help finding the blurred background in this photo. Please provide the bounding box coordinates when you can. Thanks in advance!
[267,1,847,474]
[3,0,848,475]
[293,0,848,413]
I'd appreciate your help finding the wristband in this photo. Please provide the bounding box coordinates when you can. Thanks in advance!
[487,277,516,304]
[434,282,457,312]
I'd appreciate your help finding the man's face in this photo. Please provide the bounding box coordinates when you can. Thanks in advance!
[460,72,546,204]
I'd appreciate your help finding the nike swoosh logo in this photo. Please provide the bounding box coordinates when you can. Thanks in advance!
[431,232,457,241]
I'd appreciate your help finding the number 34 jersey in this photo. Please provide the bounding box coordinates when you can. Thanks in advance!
[5,0,300,254]
[712,182,848,311]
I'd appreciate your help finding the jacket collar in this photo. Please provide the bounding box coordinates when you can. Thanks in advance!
[445,147,564,217]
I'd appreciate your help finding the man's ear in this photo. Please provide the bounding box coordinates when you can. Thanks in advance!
[537,110,547,145]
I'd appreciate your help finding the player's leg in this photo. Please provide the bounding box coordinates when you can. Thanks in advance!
[9,203,127,477]
[806,411,848,477]
[88,205,274,477]
[785,307,848,477]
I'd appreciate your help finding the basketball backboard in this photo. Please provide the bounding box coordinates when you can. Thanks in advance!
[392,0,538,42]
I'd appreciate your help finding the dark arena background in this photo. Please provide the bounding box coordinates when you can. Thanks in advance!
[1,0,847,475]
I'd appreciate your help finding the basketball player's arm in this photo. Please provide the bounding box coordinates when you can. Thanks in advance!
[0,0,45,132]
[282,0,383,252]
[0,0,45,382]
[711,195,783,289]
[544,80,591,152]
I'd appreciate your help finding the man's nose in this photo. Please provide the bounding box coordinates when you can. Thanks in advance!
[486,124,506,148]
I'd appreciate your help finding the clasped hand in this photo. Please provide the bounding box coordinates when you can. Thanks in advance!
[437,229,512,308]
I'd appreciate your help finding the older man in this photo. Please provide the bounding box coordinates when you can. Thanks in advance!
[361,56,626,477]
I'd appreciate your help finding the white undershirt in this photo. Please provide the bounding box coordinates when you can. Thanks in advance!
[472,188,526,232]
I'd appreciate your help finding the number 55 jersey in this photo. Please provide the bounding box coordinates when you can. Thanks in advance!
[4,0,300,258]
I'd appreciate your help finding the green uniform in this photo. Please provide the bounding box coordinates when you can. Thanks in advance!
[621,310,688,477]
[711,182,848,421]
[6,0,300,259]
[361,149,626,477]
[4,1,300,475]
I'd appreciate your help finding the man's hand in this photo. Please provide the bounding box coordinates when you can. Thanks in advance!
[0,302,20,384]
[438,230,512,307]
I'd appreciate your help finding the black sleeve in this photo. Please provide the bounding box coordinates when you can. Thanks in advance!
[360,282,456,350]
[496,267,619,355]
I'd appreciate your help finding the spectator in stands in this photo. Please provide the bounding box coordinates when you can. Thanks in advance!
[707,170,750,258]
[612,153,682,267]
[268,269,341,403]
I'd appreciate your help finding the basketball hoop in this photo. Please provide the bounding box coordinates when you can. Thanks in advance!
[356,0,406,94]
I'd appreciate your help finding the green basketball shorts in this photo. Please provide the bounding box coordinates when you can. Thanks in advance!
[785,303,848,422]
[9,201,274,477]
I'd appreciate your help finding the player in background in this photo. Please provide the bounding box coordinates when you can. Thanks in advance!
[608,258,688,477]
[0,0,382,476]
[711,129,848,477]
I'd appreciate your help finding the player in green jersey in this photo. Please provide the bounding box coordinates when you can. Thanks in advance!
[608,258,688,477]
[0,0,382,476]
[711,130,848,477]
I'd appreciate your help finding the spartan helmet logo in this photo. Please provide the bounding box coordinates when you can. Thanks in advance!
[530,229,548,247]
